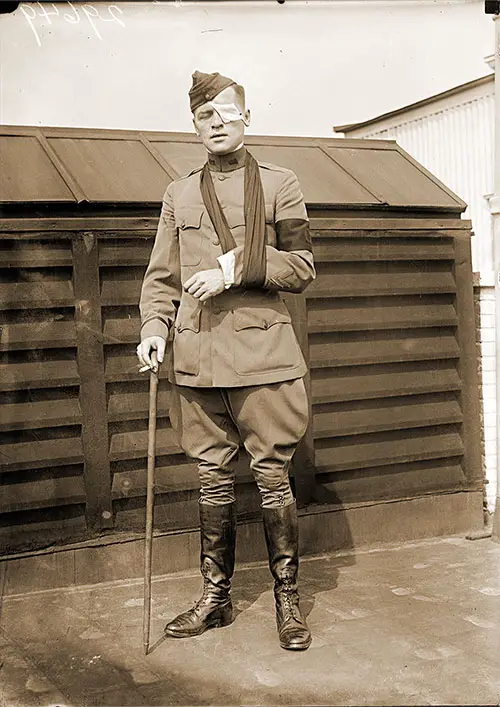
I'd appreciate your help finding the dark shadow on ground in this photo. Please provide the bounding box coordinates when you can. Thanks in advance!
[230,483,355,625]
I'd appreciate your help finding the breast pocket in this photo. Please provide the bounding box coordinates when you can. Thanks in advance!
[176,207,204,266]
[223,205,276,247]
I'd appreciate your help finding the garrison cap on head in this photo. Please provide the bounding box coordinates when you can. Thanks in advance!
[189,70,237,112]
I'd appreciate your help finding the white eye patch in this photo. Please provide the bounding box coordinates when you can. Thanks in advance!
[210,102,249,126]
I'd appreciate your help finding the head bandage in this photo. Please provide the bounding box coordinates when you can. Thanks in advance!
[205,102,249,126]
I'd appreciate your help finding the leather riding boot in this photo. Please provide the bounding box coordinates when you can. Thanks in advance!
[164,502,236,638]
[262,501,312,651]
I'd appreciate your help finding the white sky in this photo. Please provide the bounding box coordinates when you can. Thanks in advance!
[0,0,495,136]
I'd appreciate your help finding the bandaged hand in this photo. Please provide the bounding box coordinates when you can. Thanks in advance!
[184,268,226,302]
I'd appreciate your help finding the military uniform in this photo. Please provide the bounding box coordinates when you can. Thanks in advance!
[139,71,314,651]
[140,146,314,388]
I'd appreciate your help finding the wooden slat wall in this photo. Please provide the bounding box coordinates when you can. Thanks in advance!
[0,237,86,551]
[0,214,482,553]
[307,218,482,506]
[97,236,197,532]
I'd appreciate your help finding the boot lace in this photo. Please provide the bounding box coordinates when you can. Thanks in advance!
[191,562,213,608]
[191,560,226,609]
[280,580,303,623]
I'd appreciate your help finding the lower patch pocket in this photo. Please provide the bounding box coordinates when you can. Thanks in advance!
[233,306,300,375]
[173,308,201,376]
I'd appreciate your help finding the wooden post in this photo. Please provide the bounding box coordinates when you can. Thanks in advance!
[72,232,114,531]
[283,292,317,507]
[454,231,484,490]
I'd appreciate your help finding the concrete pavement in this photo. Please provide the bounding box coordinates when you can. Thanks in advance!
[1,533,500,706]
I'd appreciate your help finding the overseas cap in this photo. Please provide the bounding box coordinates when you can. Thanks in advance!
[189,70,236,112]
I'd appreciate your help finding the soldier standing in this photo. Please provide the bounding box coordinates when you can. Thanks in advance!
[137,71,315,651]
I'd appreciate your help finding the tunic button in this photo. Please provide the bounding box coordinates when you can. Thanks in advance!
[212,237,220,245]
[218,175,227,181]
[212,307,221,315]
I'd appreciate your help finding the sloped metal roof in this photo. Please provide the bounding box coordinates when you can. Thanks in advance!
[0,125,466,211]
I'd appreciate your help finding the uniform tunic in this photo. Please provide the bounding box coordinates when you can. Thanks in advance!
[140,147,316,388]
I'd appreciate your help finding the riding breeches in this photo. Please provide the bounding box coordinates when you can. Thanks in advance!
[170,378,309,508]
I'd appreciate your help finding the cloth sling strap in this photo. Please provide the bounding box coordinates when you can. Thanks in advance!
[199,150,267,288]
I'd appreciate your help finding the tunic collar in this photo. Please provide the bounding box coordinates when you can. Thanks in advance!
[207,146,246,173]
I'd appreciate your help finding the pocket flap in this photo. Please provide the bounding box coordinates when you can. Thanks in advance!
[225,208,245,229]
[176,207,203,230]
[225,205,274,229]
[234,306,291,332]
[176,306,201,333]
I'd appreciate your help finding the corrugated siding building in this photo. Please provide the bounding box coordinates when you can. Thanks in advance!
[335,73,496,513]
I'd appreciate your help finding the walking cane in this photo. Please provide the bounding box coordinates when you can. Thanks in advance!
[143,352,159,656]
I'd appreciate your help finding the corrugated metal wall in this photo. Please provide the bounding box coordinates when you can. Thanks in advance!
[0,212,482,554]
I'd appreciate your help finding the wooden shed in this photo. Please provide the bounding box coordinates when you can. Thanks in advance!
[0,126,484,575]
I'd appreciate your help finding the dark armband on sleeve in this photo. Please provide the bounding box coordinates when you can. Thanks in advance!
[275,219,312,252]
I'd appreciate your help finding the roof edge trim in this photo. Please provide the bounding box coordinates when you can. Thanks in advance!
[334,73,495,134]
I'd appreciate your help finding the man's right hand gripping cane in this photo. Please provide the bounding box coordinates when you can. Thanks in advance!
[137,336,166,375]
